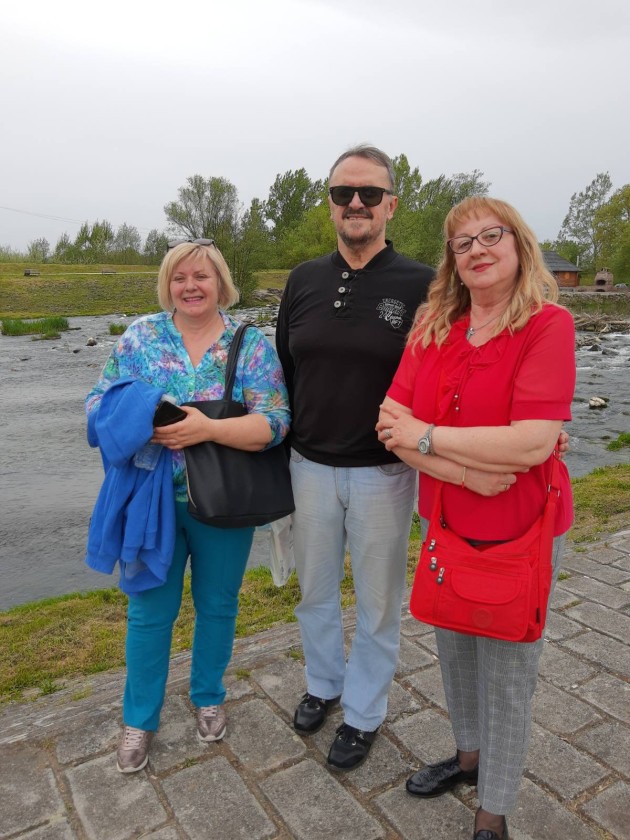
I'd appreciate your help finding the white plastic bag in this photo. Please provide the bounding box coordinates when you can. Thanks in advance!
[268,514,295,586]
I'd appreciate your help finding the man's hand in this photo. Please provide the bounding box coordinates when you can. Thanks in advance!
[557,429,570,459]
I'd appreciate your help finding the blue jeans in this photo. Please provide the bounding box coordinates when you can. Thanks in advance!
[290,450,417,731]
[123,502,253,731]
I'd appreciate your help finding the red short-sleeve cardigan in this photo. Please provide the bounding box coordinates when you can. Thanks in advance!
[387,304,576,541]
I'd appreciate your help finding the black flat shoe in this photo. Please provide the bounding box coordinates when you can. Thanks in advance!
[327,722,378,771]
[473,817,509,840]
[406,755,478,798]
[293,693,340,734]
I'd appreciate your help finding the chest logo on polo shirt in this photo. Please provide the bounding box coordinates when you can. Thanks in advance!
[377,298,406,329]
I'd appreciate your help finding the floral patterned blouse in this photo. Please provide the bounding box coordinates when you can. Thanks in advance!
[86,310,291,502]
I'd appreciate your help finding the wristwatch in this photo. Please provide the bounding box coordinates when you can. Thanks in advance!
[417,424,435,455]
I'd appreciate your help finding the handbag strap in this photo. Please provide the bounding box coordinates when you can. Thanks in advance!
[432,445,563,530]
[223,323,254,401]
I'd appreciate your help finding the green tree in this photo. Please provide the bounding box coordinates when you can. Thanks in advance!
[229,198,272,304]
[143,229,169,264]
[388,165,490,266]
[594,184,630,269]
[53,232,74,262]
[264,169,324,240]
[609,224,630,281]
[73,220,115,263]
[391,154,423,210]
[113,223,142,263]
[558,172,612,270]
[164,175,239,252]
[26,237,50,262]
[278,202,337,268]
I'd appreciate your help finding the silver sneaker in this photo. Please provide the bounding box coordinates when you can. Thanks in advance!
[197,704,227,742]
[116,726,151,773]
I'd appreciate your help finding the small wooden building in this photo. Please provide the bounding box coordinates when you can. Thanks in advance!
[541,250,580,287]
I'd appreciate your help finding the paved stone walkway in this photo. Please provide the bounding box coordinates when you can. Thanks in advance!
[1,530,629,840]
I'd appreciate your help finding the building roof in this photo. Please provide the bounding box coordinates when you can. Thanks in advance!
[542,250,580,273]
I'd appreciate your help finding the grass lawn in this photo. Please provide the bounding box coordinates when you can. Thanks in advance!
[0,263,289,319]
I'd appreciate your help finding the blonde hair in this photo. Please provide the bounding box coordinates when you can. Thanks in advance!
[410,196,559,350]
[157,242,240,311]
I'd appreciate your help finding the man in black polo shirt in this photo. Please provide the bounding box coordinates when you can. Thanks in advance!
[276,145,434,771]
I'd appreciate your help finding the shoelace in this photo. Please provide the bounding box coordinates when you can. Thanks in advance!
[122,726,146,748]
[199,705,219,720]
[336,724,362,744]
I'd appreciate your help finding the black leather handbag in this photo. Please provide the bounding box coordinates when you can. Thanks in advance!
[183,324,294,528]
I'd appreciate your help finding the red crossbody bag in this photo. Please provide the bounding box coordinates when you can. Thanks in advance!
[409,451,561,643]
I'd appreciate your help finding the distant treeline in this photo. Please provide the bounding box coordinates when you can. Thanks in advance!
[3,160,629,291]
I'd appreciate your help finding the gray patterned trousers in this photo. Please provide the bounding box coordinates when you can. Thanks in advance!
[434,533,566,814]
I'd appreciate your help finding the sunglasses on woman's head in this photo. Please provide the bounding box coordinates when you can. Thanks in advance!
[329,186,393,207]
[167,238,216,251]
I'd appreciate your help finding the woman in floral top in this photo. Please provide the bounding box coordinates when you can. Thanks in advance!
[86,240,290,773]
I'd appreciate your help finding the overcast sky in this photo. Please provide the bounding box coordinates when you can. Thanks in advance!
[2,0,629,253]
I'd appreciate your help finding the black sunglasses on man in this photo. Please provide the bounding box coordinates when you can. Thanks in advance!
[329,186,393,208]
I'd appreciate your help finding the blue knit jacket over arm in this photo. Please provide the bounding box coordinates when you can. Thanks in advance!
[85,377,177,595]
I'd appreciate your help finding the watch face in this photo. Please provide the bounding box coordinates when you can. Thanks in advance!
[418,438,429,454]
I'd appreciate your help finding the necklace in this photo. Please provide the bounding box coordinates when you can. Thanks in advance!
[466,312,503,341]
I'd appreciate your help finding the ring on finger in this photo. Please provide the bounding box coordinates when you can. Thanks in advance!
[384,428,393,440]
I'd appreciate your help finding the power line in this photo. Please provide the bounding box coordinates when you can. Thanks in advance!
[0,204,85,225]
[0,205,159,235]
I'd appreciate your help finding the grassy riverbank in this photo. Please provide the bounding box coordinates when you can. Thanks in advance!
[1,263,628,321]
[1,464,628,704]
[0,265,289,319]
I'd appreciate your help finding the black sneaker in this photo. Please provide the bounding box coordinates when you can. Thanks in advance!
[293,693,340,734]
[326,722,378,771]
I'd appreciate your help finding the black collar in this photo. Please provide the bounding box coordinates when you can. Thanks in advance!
[332,240,396,272]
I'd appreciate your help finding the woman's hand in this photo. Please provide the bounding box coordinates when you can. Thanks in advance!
[376,404,427,452]
[151,406,211,450]
[152,405,273,452]
[465,467,518,497]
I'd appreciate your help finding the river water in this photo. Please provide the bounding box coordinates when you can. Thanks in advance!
[1,312,628,611]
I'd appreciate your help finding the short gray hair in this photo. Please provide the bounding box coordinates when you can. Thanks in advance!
[328,144,395,191]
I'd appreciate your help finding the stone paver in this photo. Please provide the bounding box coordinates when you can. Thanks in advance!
[375,786,472,840]
[148,693,207,773]
[562,629,630,678]
[260,758,384,840]
[1,745,65,836]
[558,573,630,609]
[0,529,628,840]
[162,757,275,840]
[526,724,609,799]
[564,600,630,643]
[537,643,598,688]
[581,781,630,840]
[531,679,601,734]
[512,777,600,840]
[226,697,306,772]
[65,753,168,840]
[573,672,630,724]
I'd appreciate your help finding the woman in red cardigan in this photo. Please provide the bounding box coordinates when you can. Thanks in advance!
[377,197,575,840]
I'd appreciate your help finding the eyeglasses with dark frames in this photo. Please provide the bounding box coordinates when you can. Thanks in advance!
[167,238,216,251]
[329,186,393,208]
[447,226,513,255]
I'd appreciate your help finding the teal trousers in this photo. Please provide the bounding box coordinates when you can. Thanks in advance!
[123,502,253,731]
